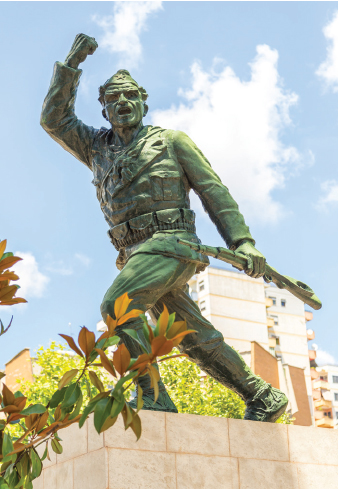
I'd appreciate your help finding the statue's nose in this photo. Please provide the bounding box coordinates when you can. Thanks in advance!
[118,94,127,104]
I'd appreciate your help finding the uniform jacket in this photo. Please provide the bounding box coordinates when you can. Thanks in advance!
[41,62,254,268]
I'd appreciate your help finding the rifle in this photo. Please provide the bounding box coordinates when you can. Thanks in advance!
[177,239,322,311]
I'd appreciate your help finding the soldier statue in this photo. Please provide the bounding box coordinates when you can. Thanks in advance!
[41,33,288,421]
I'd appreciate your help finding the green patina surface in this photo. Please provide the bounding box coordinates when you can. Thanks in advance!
[41,34,288,421]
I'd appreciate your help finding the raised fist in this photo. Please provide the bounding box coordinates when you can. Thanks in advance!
[65,33,98,69]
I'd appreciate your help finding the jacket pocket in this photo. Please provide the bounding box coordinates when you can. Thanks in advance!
[129,213,153,230]
[149,170,181,201]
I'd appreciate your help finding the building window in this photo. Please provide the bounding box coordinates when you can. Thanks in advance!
[281,299,286,307]
[333,376,338,384]
[271,315,278,326]
[200,300,206,312]
[334,393,338,402]
[336,411,338,420]
[320,376,327,381]
[269,296,276,306]
[276,337,280,346]
[199,280,205,292]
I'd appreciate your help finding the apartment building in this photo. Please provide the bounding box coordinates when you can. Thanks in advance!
[189,266,314,426]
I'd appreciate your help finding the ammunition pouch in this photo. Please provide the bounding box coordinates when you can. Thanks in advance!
[108,208,196,250]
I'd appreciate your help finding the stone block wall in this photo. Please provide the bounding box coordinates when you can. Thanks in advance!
[33,412,338,489]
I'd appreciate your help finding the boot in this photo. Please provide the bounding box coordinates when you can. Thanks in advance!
[116,321,178,414]
[185,337,288,422]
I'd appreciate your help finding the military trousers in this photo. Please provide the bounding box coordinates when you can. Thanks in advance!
[100,248,266,407]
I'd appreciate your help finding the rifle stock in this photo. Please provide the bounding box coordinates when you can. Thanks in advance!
[177,239,322,311]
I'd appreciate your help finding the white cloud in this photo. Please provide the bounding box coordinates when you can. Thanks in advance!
[75,253,91,267]
[12,252,49,299]
[150,45,306,223]
[316,180,338,211]
[45,260,73,276]
[316,348,337,367]
[92,1,163,69]
[316,10,338,92]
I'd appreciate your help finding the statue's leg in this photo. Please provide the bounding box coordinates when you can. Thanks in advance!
[100,252,197,413]
[150,286,288,422]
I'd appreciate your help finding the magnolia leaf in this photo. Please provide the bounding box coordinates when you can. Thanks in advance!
[0,256,22,272]
[36,411,49,433]
[61,384,81,409]
[110,397,125,418]
[151,336,173,357]
[121,404,134,430]
[94,349,116,378]
[102,336,120,349]
[113,370,138,393]
[58,369,79,390]
[49,386,67,409]
[2,384,15,407]
[166,312,176,332]
[78,392,109,428]
[0,239,7,260]
[93,397,112,434]
[157,353,188,363]
[41,445,48,462]
[114,292,132,320]
[0,285,17,301]
[117,309,143,326]
[51,439,63,455]
[113,344,131,376]
[148,365,160,403]
[78,327,96,359]
[30,449,42,479]
[105,315,117,336]
[130,413,142,440]
[137,385,144,412]
[68,389,83,420]
[2,432,14,457]
[59,334,84,358]
[20,404,46,416]
[155,304,169,337]
[0,298,26,306]
[100,414,118,433]
[166,320,187,339]
[171,330,197,347]
[88,371,105,393]
[122,329,148,353]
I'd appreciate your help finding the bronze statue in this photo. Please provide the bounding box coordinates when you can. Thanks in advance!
[41,33,288,421]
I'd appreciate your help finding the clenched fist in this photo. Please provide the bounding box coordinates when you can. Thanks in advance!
[65,33,98,69]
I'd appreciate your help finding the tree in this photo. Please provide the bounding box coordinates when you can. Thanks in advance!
[160,352,293,424]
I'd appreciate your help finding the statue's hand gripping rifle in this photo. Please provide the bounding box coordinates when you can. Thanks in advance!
[177,239,322,311]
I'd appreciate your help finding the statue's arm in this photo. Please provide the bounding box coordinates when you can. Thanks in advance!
[40,34,99,169]
[172,130,255,250]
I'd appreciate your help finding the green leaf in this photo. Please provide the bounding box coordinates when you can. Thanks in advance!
[58,369,79,390]
[61,383,81,409]
[30,450,42,479]
[93,397,113,434]
[123,329,148,353]
[137,385,144,412]
[41,446,48,462]
[88,371,105,393]
[166,313,176,332]
[2,433,14,457]
[103,336,120,349]
[14,391,24,399]
[51,439,63,455]
[49,387,67,409]
[110,397,125,418]
[68,390,83,420]
[20,404,46,416]
[141,315,151,344]
[78,392,109,428]
[113,370,138,393]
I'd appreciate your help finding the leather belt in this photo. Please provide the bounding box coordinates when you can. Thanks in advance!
[108,208,196,251]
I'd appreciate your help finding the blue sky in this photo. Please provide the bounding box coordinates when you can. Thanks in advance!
[0,1,337,368]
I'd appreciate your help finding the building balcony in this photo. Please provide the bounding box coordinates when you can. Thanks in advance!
[267,317,275,328]
[315,418,334,429]
[308,349,317,361]
[312,389,322,400]
[313,380,330,390]
[310,368,319,380]
[265,297,273,308]
[305,311,313,322]
[314,399,333,409]
[268,337,277,348]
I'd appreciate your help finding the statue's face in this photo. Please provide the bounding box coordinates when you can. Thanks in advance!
[104,85,146,128]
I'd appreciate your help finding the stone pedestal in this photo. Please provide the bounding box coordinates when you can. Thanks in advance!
[33,411,338,489]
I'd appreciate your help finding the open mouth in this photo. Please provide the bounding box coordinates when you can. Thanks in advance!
[118,106,132,116]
